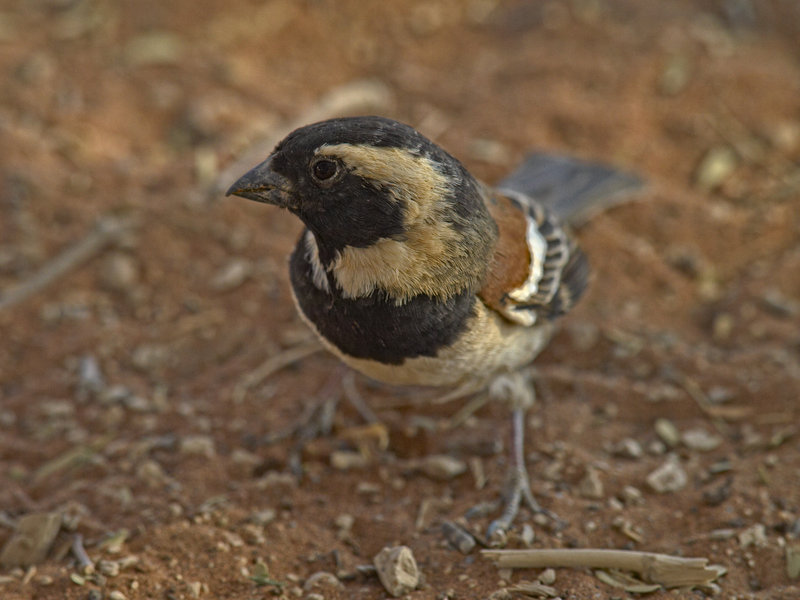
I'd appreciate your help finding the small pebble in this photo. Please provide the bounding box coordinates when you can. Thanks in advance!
[612,438,644,459]
[187,581,203,598]
[621,485,645,506]
[654,418,681,447]
[249,509,276,525]
[77,355,105,396]
[373,546,419,597]
[100,252,139,292]
[417,455,466,480]
[97,560,120,577]
[521,523,535,547]
[646,455,688,493]
[694,146,737,190]
[682,428,722,452]
[538,568,556,585]
[334,514,354,531]
[108,591,127,600]
[179,435,215,457]
[441,521,476,554]
[0,512,62,568]
[738,524,768,548]
[578,466,604,499]
[303,571,342,591]
[124,32,184,67]
[211,258,252,291]
[712,312,734,341]
[330,450,369,470]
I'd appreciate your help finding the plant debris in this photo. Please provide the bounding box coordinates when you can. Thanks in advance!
[482,548,726,589]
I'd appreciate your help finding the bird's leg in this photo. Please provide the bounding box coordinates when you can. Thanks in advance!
[485,372,558,540]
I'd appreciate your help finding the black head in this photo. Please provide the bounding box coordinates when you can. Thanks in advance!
[226,116,486,263]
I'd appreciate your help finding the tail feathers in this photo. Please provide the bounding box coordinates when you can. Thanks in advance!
[497,153,645,227]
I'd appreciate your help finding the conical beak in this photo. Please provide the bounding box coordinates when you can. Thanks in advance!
[225,155,293,207]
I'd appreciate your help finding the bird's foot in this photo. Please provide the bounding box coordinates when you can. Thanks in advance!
[486,462,559,542]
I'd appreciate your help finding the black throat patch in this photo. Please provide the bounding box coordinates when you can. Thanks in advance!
[289,236,476,365]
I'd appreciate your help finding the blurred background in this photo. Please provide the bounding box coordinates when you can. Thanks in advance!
[1,1,799,598]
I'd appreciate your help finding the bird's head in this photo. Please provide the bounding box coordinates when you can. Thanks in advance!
[227,116,497,301]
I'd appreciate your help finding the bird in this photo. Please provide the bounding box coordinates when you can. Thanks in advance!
[226,115,642,537]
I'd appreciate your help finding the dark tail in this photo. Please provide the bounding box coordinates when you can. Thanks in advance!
[497,153,645,227]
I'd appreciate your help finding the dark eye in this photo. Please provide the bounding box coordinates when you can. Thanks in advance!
[312,159,338,182]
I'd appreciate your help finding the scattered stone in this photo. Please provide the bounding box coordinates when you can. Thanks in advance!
[97,560,120,577]
[441,520,476,554]
[654,418,681,447]
[708,386,736,404]
[124,32,184,67]
[194,147,218,187]
[249,509,276,526]
[136,459,171,487]
[760,288,800,318]
[659,53,692,96]
[211,258,252,291]
[108,591,127,600]
[416,455,467,480]
[738,524,768,548]
[709,528,737,541]
[469,138,511,165]
[303,571,343,591]
[611,438,644,459]
[578,466,604,499]
[712,312,734,341]
[539,568,556,585]
[77,355,105,397]
[256,472,298,490]
[621,485,645,506]
[646,455,688,493]
[333,514,354,532]
[682,428,722,452]
[330,450,369,470]
[373,546,419,597]
[100,252,139,292]
[231,448,260,466]
[769,121,800,153]
[521,523,535,547]
[694,146,737,190]
[131,344,168,373]
[179,435,215,457]
[0,512,61,568]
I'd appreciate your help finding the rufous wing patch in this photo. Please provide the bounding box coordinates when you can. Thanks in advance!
[479,193,532,318]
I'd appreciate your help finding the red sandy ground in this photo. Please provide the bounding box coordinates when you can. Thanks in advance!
[1,1,799,598]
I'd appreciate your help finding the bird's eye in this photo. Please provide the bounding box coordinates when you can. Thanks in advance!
[312,159,339,183]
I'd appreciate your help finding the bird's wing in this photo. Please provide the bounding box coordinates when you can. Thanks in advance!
[497,153,644,227]
[479,189,589,327]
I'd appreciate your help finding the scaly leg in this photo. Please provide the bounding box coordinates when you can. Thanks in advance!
[486,373,559,539]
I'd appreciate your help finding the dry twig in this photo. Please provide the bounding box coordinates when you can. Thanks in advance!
[234,339,322,398]
[0,216,134,312]
[482,548,725,589]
